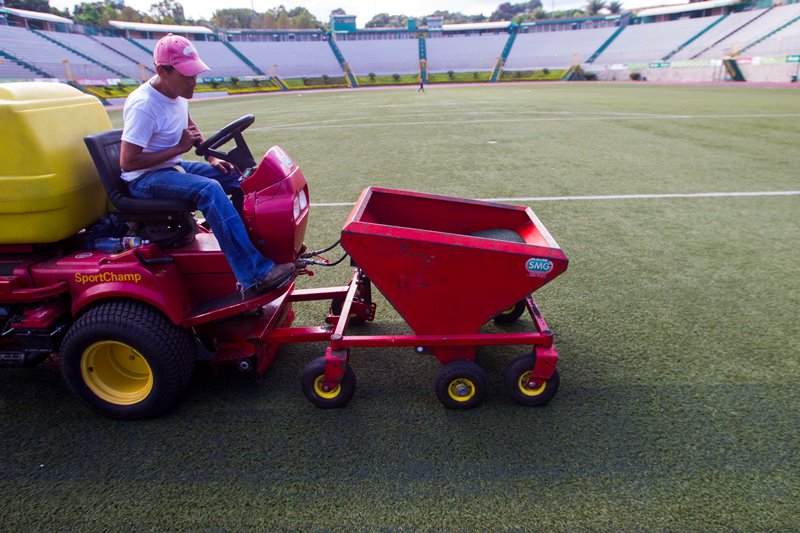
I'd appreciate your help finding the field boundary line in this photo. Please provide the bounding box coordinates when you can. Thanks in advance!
[311,190,800,207]
[257,113,800,131]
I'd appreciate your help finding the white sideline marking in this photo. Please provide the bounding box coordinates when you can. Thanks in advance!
[257,113,800,131]
[311,190,800,208]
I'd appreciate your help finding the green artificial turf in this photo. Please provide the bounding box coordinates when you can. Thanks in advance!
[1,83,799,531]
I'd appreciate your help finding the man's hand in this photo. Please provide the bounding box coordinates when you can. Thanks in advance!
[208,156,236,174]
[178,125,203,152]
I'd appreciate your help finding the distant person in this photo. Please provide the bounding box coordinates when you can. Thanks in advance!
[418,74,425,93]
[119,33,294,297]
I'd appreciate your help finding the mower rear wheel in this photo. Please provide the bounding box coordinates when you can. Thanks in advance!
[435,360,488,409]
[301,356,356,408]
[60,301,195,419]
[504,353,559,407]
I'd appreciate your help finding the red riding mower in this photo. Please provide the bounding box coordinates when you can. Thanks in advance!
[0,82,568,419]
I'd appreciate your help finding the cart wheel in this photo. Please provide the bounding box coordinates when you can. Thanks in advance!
[301,356,357,408]
[60,301,195,419]
[504,354,559,407]
[435,360,488,409]
[493,300,527,323]
[330,298,365,326]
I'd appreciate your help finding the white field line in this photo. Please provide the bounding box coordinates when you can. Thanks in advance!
[311,190,800,208]
[255,112,800,132]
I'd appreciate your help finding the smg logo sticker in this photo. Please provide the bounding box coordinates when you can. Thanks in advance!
[525,258,553,277]
[75,272,142,284]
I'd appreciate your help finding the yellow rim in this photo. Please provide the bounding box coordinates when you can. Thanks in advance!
[80,341,153,405]
[313,375,341,399]
[499,304,516,316]
[447,378,476,402]
[518,371,547,397]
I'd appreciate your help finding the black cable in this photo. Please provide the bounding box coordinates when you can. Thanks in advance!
[301,239,342,258]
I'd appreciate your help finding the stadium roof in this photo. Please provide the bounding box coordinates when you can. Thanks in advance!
[0,7,73,24]
[636,0,743,17]
[441,21,511,31]
[108,21,213,35]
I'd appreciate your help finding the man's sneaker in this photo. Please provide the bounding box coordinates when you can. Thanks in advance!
[250,263,295,296]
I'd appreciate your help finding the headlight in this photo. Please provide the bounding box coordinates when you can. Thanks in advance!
[293,194,301,220]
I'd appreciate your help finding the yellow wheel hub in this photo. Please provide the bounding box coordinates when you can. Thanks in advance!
[518,371,547,397]
[80,341,153,405]
[499,305,516,316]
[448,378,476,402]
[313,375,341,399]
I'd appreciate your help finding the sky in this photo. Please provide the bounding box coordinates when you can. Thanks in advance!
[48,0,682,26]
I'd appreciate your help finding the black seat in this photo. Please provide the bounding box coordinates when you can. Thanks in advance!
[84,129,197,246]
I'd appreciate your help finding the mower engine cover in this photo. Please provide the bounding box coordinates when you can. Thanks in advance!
[0,82,111,244]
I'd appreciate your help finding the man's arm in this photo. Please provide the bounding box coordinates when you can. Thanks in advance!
[120,126,202,172]
[189,114,235,174]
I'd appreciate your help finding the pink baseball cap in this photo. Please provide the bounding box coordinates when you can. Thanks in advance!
[153,34,209,77]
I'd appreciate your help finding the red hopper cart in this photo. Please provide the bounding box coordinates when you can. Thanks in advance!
[262,186,569,409]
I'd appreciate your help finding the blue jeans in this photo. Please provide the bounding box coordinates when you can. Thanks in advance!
[127,161,274,291]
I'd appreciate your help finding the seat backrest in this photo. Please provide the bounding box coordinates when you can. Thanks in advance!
[84,129,127,209]
[83,129,195,214]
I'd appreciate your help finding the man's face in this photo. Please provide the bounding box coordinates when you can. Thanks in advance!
[157,65,197,99]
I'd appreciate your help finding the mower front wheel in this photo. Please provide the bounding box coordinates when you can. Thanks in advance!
[435,360,488,409]
[60,301,195,419]
[301,356,356,408]
[504,353,559,407]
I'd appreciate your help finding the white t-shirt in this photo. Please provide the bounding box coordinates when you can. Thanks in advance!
[120,78,189,182]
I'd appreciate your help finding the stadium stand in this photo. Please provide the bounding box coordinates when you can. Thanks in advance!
[668,10,762,60]
[505,26,617,69]
[0,53,39,79]
[707,2,800,56]
[744,11,800,56]
[93,35,155,75]
[1,3,799,85]
[0,25,118,79]
[593,17,719,65]
[137,38,254,78]
[337,38,419,75]
[39,31,140,79]
[426,34,508,73]
[232,40,342,78]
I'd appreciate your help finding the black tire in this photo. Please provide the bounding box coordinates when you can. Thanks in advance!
[434,360,488,409]
[493,299,527,323]
[504,353,559,407]
[60,301,195,419]
[301,356,357,408]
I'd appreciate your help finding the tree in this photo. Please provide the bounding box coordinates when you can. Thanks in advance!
[365,13,408,28]
[211,8,257,28]
[4,0,51,12]
[117,5,145,21]
[585,0,606,16]
[607,1,623,14]
[149,0,185,24]
[286,6,319,28]
[426,10,487,24]
[71,1,126,27]
[490,1,541,22]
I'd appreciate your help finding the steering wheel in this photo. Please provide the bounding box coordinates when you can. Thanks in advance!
[195,114,257,171]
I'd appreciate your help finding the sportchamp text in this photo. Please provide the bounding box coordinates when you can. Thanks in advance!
[74,272,142,284]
